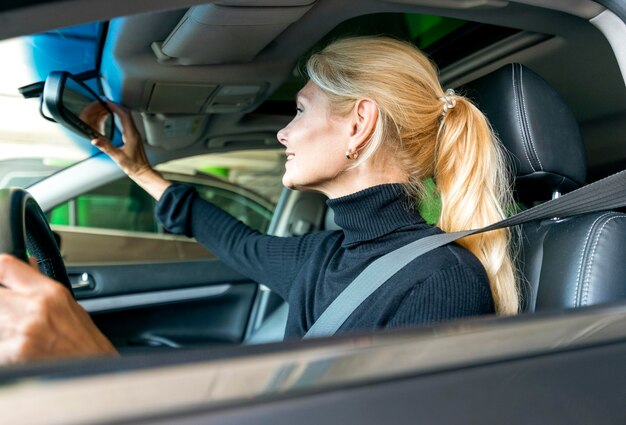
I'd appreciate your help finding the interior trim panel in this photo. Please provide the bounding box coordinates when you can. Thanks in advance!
[79,284,231,313]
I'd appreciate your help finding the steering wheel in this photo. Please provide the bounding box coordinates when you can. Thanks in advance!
[0,188,73,297]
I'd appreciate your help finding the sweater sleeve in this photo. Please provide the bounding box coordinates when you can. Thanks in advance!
[155,183,319,300]
[387,263,495,327]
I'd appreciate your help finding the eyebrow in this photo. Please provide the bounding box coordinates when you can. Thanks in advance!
[295,91,310,102]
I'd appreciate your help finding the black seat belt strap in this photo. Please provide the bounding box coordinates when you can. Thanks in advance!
[304,168,626,339]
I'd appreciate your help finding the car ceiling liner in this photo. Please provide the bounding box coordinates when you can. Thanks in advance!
[145,0,315,115]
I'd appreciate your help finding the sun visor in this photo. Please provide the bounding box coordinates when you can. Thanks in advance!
[152,2,315,65]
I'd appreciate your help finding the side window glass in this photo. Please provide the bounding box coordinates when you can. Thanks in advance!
[49,149,283,265]
[48,178,157,233]
[49,178,158,231]
[190,184,273,233]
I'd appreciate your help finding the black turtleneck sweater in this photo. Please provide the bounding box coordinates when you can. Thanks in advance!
[156,183,494,339]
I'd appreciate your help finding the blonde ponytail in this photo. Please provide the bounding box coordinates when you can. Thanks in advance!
[306,36,519,314]
[435,96,518,315]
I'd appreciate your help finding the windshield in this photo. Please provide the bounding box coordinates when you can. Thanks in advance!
[0,23,102,188]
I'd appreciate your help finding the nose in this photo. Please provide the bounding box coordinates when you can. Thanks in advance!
[276,126,288,146]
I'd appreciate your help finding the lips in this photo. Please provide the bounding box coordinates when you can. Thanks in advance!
[286,152,295,161]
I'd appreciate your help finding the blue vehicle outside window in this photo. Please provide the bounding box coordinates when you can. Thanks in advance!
[0,22,106,190]
[30,23,100,83]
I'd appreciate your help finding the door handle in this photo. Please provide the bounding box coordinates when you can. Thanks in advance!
[69,272,95,292]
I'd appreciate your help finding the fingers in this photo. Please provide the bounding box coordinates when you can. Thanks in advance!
[105,100,129,115]
[0,291,32,337]
[91,137,125,163]
[0,340,29,364]
[0,254,57,293]
[0,255,118,364]
[91,136,116,153]
[92,101,152,178]
[106,101,140,139]
[103,101,144,152]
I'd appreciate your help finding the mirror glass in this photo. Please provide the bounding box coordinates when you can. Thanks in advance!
[60,76,113,139]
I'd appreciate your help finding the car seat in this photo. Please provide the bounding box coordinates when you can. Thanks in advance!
[464,63,626,311]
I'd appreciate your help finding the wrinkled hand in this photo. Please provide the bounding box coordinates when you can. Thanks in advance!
[91,102,172,201]
[91,102,152,180]
[0,255,117,364]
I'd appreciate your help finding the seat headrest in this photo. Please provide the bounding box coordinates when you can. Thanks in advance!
[464,63,586,201]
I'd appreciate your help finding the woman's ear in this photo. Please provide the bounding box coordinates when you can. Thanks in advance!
[348,98,378,152]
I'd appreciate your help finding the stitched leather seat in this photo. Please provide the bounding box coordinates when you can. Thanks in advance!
[465,63,626,312]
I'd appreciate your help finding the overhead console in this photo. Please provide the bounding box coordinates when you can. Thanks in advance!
[151,0,316,65]
[143,0,316,116]
[146,82,265,114]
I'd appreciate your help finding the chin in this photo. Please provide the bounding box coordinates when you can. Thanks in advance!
[282,171,325,193]
[282,177,310,193]
[282,174,298,190]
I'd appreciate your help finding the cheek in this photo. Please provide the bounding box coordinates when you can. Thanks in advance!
[320,135,348,164]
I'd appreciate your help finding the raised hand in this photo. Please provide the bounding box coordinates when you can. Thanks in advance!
[91,102,172,201]
[91,102,152,179]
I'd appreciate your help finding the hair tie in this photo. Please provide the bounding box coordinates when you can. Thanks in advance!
[439,88,457,116]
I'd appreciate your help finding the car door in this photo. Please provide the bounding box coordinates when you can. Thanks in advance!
[46,151,286,352]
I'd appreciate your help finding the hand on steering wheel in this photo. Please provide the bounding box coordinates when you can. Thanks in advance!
[0,188,117,363]
[0,188,72,291]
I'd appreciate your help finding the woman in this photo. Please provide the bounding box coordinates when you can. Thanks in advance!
[94,36,518,338]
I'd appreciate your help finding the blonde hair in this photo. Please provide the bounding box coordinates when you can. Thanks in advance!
[306,36,518,315]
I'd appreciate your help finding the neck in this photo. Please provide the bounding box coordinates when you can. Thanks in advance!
[326,183,424,246]
[319,160,408,199]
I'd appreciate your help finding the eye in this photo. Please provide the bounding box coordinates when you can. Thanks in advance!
[295,107,304,115]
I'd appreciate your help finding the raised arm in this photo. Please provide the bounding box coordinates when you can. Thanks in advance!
[92,103,319,299]
[156,183,321,299]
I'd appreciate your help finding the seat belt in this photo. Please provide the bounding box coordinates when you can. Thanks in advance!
[304,168,626,339]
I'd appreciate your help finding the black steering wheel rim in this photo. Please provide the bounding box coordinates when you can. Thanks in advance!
[0,188,73,296]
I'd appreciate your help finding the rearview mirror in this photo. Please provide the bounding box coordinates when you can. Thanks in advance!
[42,71,114,140]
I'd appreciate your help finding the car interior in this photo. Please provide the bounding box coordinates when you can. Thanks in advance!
[1,0,626,351]
[1,1,626,423]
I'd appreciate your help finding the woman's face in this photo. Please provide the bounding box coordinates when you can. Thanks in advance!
[276,81,352,194]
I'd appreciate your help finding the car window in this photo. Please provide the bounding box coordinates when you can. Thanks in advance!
[48,149,284,265]
[47,177,159,233]
[0,23,104,189]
